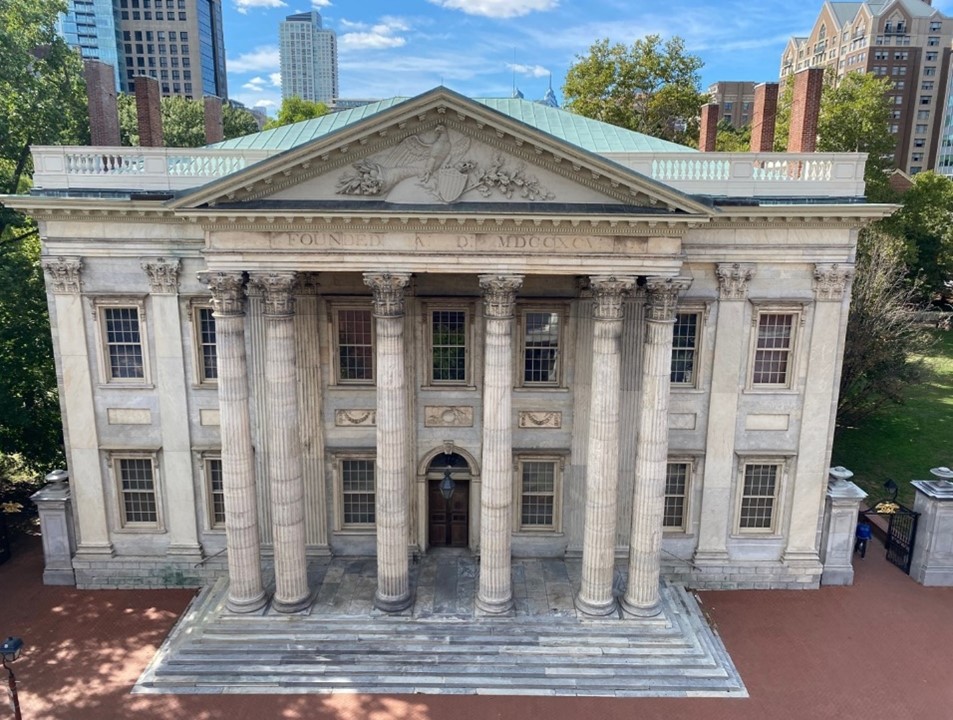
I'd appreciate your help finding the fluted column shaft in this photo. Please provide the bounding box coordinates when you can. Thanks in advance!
[576,276,635,616]
[251,272,310,613]
[623,277,690,617]
[201,271,267,613]
[364,272,413,612]
[476,274,524,615]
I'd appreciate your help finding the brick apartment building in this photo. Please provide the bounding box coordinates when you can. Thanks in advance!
[781,0,953,175]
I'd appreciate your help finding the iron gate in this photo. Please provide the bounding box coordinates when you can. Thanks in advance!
[860,499,920,575]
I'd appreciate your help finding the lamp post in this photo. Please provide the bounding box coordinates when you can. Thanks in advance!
[0,636,23,720]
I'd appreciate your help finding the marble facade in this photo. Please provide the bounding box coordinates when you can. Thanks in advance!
[9,89,890,609]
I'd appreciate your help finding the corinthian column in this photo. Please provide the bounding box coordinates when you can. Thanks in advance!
[200,271,267,613]
[250,272,310,613]
[364,272,413,612]
[576,276,635,616]
[622,277,690,617]
[476,274,523,615]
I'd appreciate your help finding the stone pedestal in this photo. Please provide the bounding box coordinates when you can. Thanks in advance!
[909,480,953,586]
[819,479,866,586]
[31,482,77,585]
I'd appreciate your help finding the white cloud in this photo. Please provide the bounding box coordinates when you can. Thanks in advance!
[340,17,410,50]
[269,72,282,87]
[242,76,267,91]
[234,0,286,14]
[227,46,280,73]
[311,0,331,6]
[254,99,276,108]
[427,0,557,18]
[508,63,549,78]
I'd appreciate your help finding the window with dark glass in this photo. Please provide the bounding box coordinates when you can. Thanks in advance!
[664,463,690,529]
[117,457,157,525]
[337,308,373,382]
[206,457,224,527]
[103,307,144,380]
[752,313,794,386]
[522,310,559,385]
[431,310,467,383]
[671,312,699,384]
[739,464,779,531]
[341,459,375,526]
[519,460,557,530]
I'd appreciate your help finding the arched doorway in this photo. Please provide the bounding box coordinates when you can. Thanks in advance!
[426,453,471,547]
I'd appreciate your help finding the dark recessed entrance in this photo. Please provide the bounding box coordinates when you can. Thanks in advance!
[427,453,470,547]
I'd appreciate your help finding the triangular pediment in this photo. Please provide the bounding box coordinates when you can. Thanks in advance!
[170,88,713,217]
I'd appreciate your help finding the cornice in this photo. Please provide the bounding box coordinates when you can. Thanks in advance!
[706,203,897,229]
[184,210,705,237]
[2,198,182,224]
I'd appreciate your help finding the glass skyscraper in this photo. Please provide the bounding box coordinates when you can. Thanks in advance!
[57,0,123,89]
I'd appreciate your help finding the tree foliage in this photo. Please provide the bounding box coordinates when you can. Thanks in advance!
[117,94,262,146]
[263,96,330,130]
[880,171,953,297]
[838,228,933,423]
[562,35,707,147]
[714,119,751,152]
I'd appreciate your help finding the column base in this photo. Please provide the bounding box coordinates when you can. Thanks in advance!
[475,594,514,616]
[272,593,313,614]
[620,596,661,618]
[574,593,617,617]
[226,589,269,614]
[374,589,413,613]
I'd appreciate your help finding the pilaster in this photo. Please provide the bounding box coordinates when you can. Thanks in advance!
[41,256,113,557]
[476,274,523,615]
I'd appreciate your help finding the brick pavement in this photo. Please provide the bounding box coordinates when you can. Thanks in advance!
[1,534,952,720]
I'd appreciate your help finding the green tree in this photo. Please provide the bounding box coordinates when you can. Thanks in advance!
[838,227,933,423]
[223,103,260,139]
[263,96,330,130]
[562,35,707,147]
[714,119,751,152]
[880,170,953,295]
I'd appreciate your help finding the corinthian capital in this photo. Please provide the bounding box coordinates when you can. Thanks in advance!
[479,274,524,319]
[813,263,854,301]
[363,272,411,317]
[42,256,83,294]
[645,277,692,322]
[141,257,180,294]
[249,272,297,317]
[589,275,636,321]
[198,271,246,316]
[715,263,755,301]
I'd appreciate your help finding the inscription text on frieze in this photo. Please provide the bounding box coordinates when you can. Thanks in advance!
[275,232,652,255]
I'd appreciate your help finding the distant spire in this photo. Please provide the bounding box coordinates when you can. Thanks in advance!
[539,75,558,108]
[513,86,524,99]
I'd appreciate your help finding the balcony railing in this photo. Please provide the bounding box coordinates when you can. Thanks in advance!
[31,146,868,200]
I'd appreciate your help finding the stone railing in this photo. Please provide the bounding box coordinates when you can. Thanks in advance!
[31,146,273,192]
[31,146,868,199]
[610,151,868,198]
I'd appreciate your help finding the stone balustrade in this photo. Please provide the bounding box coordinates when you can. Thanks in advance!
[30,146,869,199]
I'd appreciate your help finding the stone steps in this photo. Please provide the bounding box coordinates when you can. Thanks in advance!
[135,580,745,697]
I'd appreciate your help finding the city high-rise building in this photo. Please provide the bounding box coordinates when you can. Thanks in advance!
[57,0,123,89]
[780,0,953,175]
[58,0,228,99]
[279,11,339,105]
[706,81,757,129]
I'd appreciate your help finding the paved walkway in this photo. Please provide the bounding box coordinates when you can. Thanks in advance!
[2,535,953,718]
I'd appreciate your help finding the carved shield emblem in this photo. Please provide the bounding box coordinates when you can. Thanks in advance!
[435,168,468,203]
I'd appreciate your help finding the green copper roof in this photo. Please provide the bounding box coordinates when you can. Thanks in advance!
[212,95,696,155]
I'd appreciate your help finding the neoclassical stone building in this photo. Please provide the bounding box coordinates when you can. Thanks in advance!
[11,88,888,615]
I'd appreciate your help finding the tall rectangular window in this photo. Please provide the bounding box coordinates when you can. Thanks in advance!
[195,306,217,383]
[430,309,467,384]
[522,310,560,385]
[102,306,144,381]
[336,308,373,383]
[671,312,699,385]
[117,457,158,526]
[752,313,795,386]
[518,459,559,531]
[341,459,375,527]
[205,456,225,528]
[664,462,690,530]
[739,463,780,532]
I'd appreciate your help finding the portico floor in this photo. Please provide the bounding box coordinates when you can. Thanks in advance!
[133,550,746,697]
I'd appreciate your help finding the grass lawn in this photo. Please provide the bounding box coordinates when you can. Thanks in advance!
[832,329,953,508]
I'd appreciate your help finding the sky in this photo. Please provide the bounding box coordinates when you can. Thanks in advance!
[223,0,953,115]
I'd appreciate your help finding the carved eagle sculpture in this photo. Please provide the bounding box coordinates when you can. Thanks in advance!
[386,125,453,182]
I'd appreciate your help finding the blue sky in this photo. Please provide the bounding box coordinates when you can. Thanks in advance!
[224,0,953,114]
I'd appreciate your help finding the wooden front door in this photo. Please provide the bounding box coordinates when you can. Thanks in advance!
[428,480,469,547]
